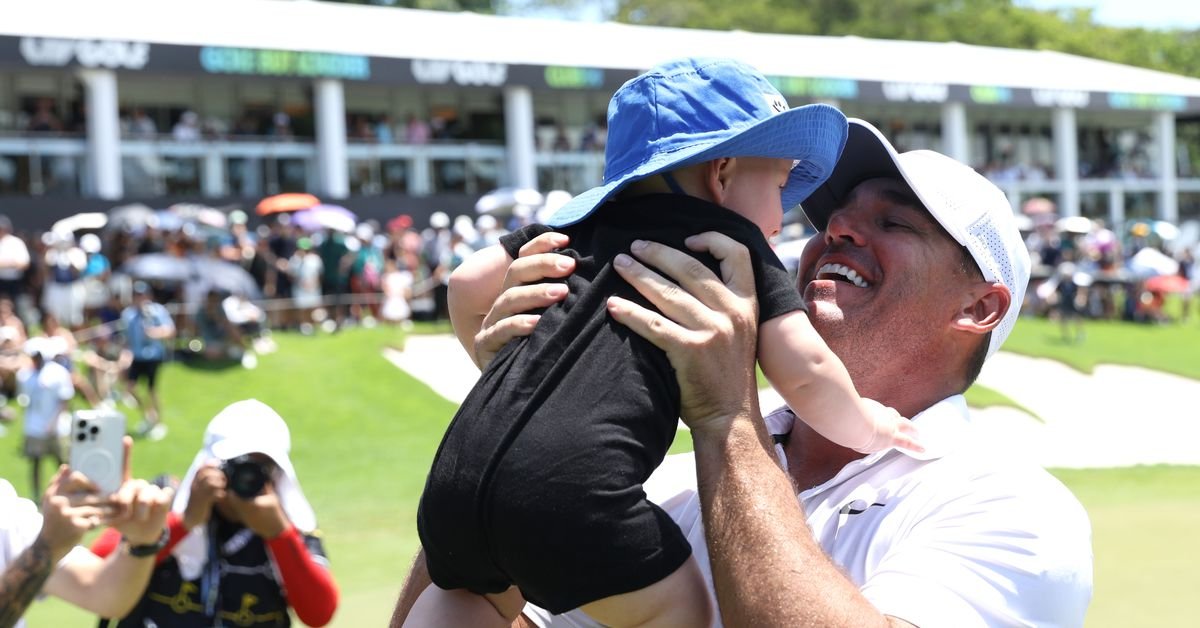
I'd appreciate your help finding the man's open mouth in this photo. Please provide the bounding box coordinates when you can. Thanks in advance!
[815,263,870,288]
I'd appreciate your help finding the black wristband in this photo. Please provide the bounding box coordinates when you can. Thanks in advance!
[125,527,169,557]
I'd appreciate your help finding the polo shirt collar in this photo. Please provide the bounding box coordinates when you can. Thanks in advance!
[770,394,973,493]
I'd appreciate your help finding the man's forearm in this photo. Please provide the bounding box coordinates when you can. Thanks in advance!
[50,546,158,619]
[389,548,430,628]
[0,537,56,628]
[692,414,889,628]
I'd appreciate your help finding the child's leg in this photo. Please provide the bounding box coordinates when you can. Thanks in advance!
[404,585,525,628]
[579,556,712,628]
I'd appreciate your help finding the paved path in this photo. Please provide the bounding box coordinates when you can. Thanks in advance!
[387,335,1200,469]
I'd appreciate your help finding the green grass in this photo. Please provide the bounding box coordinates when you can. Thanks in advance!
[963,383,1041,421]
[1051,466,1200,628]
[1004,314,1200,379]
[2,323,1196,627]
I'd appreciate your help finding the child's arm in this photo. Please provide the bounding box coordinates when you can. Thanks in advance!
[447,243,512,369]
[758,311,921,454]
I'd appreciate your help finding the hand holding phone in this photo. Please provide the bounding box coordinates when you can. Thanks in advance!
[68,409,126,495]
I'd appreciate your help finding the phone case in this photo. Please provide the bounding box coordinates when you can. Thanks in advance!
[68,409,126,495]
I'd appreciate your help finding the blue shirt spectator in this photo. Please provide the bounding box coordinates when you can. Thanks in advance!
[121,296,174,362]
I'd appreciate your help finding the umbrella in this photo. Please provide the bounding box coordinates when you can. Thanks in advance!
[106,203,157,232]
[188,257,262,299]
[1056,216,1093,235]
[51,212,107,234]
[1127,247,1179,278]
[168,203,229,229]
[1144,274,1191,294]
[256,193,320,216]
[1152,220,1180,241]
[475,187,543,215]
[292,204,357,233]
[120,253,193,283]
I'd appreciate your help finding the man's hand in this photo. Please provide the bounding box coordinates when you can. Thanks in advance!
[106,437,173,545]
[182,462,226,531]
[227,482,289,540]
[38,466,110,560]
[606,233,761,435]
[473,232,573,369]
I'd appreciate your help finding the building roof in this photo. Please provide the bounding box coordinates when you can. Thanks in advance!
[6,0,1200,102]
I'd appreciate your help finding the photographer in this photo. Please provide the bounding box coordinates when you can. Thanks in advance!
[90,399,339,627]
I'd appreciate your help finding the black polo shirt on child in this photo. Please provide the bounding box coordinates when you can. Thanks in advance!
[418,193,805,613]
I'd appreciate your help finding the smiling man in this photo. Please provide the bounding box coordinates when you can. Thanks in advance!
[443,118,1094,627]
[589,118,1095,627]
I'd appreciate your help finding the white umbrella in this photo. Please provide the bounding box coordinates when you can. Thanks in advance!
[1152,220,1180,241]
[1127,247,1179,278]
[51,212,108,234]
[1056,216,1093,235]
[476,187,543,215]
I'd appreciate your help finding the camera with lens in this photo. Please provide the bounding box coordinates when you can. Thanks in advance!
[221,455,271,499]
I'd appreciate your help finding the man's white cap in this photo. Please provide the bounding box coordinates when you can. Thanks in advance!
[429,211,450,229]
[801,119,1031,359]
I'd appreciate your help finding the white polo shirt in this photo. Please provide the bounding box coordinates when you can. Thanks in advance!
[524,395,1094,628]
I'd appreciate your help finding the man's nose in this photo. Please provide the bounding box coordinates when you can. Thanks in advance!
[823,211,866,247]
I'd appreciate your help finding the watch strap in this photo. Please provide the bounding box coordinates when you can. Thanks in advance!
[126,527,169,557]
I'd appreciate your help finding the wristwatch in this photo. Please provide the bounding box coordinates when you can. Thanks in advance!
[125,527,169,557]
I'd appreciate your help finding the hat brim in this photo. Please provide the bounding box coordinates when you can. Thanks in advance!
[801,120,981,268]
[801,119,909,231]
[547,104,848,227]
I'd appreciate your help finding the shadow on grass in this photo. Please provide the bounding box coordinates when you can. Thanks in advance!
[176,357,242,372]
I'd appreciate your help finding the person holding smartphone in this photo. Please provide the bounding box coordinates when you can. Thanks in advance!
[90,399,339,627]
[1,438,173,628]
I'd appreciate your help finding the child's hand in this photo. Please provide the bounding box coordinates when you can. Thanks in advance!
[856,399,924,454]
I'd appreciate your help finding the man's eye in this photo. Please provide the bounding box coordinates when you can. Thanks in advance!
[882,219,911,230]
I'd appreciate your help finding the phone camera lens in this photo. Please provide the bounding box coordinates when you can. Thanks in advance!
[89,426,99,434]
[78,420,86,428]
[76,433,86,442]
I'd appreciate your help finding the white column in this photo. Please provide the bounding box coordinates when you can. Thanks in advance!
[1052,107,1080,216]
[202,149,225,197]
[77,69,122,199]
[940,101,969,164]
[1155,111,1178,224]
[1108,186,1125,234]
[314,78,349,199]
[504,86,537,190]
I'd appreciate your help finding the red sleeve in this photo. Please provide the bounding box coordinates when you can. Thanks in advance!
[90,527,122,557]
[266,525,339,627]
[89,511,190,565]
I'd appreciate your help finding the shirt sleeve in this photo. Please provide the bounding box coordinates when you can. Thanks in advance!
[266,526,338,627]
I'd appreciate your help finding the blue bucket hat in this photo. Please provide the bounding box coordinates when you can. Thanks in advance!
[546,57,849,227]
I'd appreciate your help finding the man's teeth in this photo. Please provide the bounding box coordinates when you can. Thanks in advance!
[817,263,869,288]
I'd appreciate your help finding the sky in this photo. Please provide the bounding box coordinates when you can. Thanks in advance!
[1017,0,1200,31]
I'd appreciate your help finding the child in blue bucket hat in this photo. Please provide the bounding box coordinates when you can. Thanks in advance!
[411,58,922,626]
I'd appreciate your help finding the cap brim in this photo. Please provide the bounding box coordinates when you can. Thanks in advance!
[801,119,908,231]
[547,104,847,228]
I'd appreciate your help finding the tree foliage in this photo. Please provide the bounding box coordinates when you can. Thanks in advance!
[522,0,1200,78]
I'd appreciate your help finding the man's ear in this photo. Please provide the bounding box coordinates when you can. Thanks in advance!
[951,282,1010,335]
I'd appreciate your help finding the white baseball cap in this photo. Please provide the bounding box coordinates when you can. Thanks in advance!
[801,119,1030,359]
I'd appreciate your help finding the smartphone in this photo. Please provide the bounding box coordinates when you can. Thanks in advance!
[68,409,126,495]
